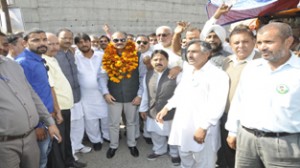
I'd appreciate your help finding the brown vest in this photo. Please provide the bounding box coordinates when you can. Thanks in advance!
[222,51,261,113]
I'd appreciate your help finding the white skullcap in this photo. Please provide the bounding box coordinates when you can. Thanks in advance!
[200,24,226,43]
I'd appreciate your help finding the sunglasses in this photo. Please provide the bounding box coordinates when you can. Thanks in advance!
[156,33,169,37]
[136,41,148,45]
[112,38,126,43]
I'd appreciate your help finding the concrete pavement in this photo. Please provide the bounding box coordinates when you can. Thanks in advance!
[76,128,177,168]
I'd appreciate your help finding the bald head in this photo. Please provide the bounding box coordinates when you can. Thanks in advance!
[45,32,60,57]
[156,26,173,48]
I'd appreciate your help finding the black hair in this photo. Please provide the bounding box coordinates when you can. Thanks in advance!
[151,49,169,60]
[6,32,23,45]
[99,35,110,42]
[23,29,45,41]
[136,34,149,41]
[74,33,91,44]
[229,24,255,40]
[186,39,212,53]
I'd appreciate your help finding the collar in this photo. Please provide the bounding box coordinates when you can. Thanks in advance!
[154,68,168,75]
[76,49,96,59]
[23,49,43,62]
[282,52,300,69]
[0,55,4,64]
[42,54,54,60]
[256,51,300,70]
[229,50,255,66]
[58,48,72,54]
[6,54,15,60]
[194,60,212,73]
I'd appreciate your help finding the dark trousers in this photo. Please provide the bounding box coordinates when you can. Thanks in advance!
[217,113,236,168]
[47,122,65,168]
[47,109,74,168]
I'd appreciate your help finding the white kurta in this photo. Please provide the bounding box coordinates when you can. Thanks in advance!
[75,51,108,120]
[139,71,181,136]
[166,61,229,153]
[153,43,183,68]
[140,49,153,59]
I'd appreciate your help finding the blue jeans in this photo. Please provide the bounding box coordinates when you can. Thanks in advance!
[37,133,52,168]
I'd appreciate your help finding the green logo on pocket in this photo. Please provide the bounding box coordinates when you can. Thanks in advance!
[276,84,289,94]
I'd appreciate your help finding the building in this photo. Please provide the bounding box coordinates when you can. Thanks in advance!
[1,0,208,35]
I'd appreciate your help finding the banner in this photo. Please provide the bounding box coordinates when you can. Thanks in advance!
[206,0,299,25]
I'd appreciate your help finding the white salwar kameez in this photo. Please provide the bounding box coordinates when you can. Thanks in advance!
[71,51,109,149]
[139,71,181,157]
[136,49,154,139]
[166,62,229,168]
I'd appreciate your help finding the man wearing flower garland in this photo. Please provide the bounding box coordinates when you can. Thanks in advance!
[99,31,147,159]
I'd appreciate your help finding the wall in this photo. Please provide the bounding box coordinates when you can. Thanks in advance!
[12,0,209,35]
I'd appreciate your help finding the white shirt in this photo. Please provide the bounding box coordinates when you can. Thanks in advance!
[75,51,108,119]
[140,49,153,59]
[6,54,15,60]
[226,53,300,136]
[153,43,183,68]
[229,50,255,67]
[166,61,229,152]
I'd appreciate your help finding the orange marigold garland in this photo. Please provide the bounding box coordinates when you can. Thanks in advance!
[102,40,138,83]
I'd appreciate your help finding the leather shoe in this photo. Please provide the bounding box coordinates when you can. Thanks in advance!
[128,146,139,157]
[106,148,117,159]
[93,142,102,151]
[144,137,153,144]
[103,138,110,143]
[66,160,87,168]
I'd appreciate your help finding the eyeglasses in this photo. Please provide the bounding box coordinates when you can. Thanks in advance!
[156,33,169,37]
[112,38,126,43]
[136,41,148,45]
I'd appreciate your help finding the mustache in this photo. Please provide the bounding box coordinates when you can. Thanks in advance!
[155,64,163,67]
[37,45,47,50]
[187,57,194,62]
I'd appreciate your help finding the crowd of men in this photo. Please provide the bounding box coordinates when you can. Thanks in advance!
[1,4,300,168]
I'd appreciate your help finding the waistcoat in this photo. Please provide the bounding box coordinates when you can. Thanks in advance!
[146,68,177,120]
